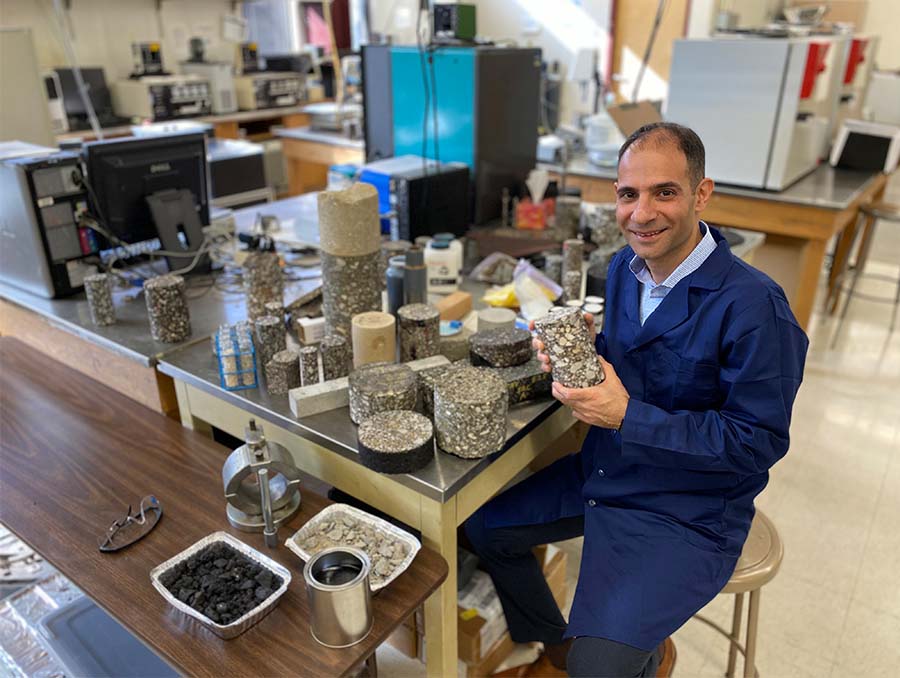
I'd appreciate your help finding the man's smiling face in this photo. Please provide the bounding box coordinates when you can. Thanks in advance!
[614,137,713,281]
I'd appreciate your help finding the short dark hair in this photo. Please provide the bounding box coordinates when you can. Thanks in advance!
[618,122,706,189]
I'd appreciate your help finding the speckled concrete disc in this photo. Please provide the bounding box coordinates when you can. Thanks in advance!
[469,328,532,368]
[348,362,417,424]
[397,303,440,362]
[357,410,434,474]
[434,367,507,459]
[418,361,467,415]
[533,306,605,388]
[493,358,552,405]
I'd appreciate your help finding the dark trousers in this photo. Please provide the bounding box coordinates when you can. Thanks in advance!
[464,511,660,678]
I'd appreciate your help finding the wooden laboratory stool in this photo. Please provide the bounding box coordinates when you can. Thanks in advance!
[831,201,900,340]
[693,510,783,678]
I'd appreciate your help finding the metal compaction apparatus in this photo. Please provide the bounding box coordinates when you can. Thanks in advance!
[222,420,302,547]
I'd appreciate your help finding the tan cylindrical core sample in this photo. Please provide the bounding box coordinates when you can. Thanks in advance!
[351,312,396,367]
[477,307,516,332]
[317,183,381,257]
[318,183,383,338]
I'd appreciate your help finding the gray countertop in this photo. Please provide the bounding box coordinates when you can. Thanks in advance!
[548,155,881,210]
[157,338,561,503]
[0,272,320,368]
[275,126,365,150]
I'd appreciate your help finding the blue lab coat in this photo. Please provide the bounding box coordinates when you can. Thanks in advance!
[483,228,808,651]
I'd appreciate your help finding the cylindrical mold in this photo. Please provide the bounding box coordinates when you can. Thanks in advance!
[563,270,583,302]
[84,273,115,326]
[357,410,434,474]
[298,345,320,386]
[254,315,286,373]
[380,239,412,288]
[477,307,516,333]
[144,274,191,343]
[533,306,605,388]
[397,303,440,362]
[321,334,351,381]
[554,195,581,241]
[304,547,373,648]
[348,362,417,425]
[561,238,584,279]
[318,184,383,339]
[265,349,301,395]
[543,253,563,285]
[469,327,532,368]
[434,367,508,459]
[403,247,427,305]
[351,312,396,367]
[386,255,406,316]
[243,251,283,321]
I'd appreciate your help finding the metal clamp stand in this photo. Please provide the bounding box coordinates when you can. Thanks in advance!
[222,420,302,547]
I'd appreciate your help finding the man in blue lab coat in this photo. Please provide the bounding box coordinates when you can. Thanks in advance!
[465,123,808,677]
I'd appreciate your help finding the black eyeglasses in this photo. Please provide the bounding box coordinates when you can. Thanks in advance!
[98,495,163,552]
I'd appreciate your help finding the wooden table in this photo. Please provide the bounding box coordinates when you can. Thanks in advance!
[0,338,447,678]
[551,161,889,330]
[276,127,365,195]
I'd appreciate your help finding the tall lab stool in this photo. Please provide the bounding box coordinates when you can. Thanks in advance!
[693,510,784,678]
[832,202,900,343]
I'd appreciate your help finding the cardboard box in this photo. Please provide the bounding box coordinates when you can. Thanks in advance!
[386,546,568,668]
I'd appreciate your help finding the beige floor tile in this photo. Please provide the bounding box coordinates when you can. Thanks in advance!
[849,456,900,620]
[832,599,900,678]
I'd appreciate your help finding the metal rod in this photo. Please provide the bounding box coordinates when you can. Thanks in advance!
[257,468,278,548]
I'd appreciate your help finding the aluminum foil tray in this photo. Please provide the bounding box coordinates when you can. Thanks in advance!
[285,504,420,593]
[149,532,291,640]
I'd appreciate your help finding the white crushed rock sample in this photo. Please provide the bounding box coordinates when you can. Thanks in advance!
[563,270,583,302]
[318,184,382,338]
[561,238,584,279]
[84,273,115,326]
[397,303,440,362]
[434,367,508,459]
[533,306,605,388]
[144,274,191,342]
[469,327,532,368]
[357,410,434,474]
[298,345,320,386]
[348,362,417,425]
[243,251,284,321]
[266,349,300,395]
[321,334,351,381]
[254,315,286,372]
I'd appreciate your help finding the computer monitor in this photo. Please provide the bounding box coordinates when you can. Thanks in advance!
[83,132,211,272]
[55,67,113,118]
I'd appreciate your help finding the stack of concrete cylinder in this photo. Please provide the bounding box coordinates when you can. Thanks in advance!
[318,184,383,339]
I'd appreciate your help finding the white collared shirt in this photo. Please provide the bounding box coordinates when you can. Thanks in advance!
[628,222,716,325]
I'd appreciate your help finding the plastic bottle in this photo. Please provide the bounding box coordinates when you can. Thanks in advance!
[404,246,428,304]
[386,255,406,315]
[432,232,463,276]
[425,240,459,293]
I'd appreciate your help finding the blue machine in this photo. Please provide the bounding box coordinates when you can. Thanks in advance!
[362,45,541,225]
